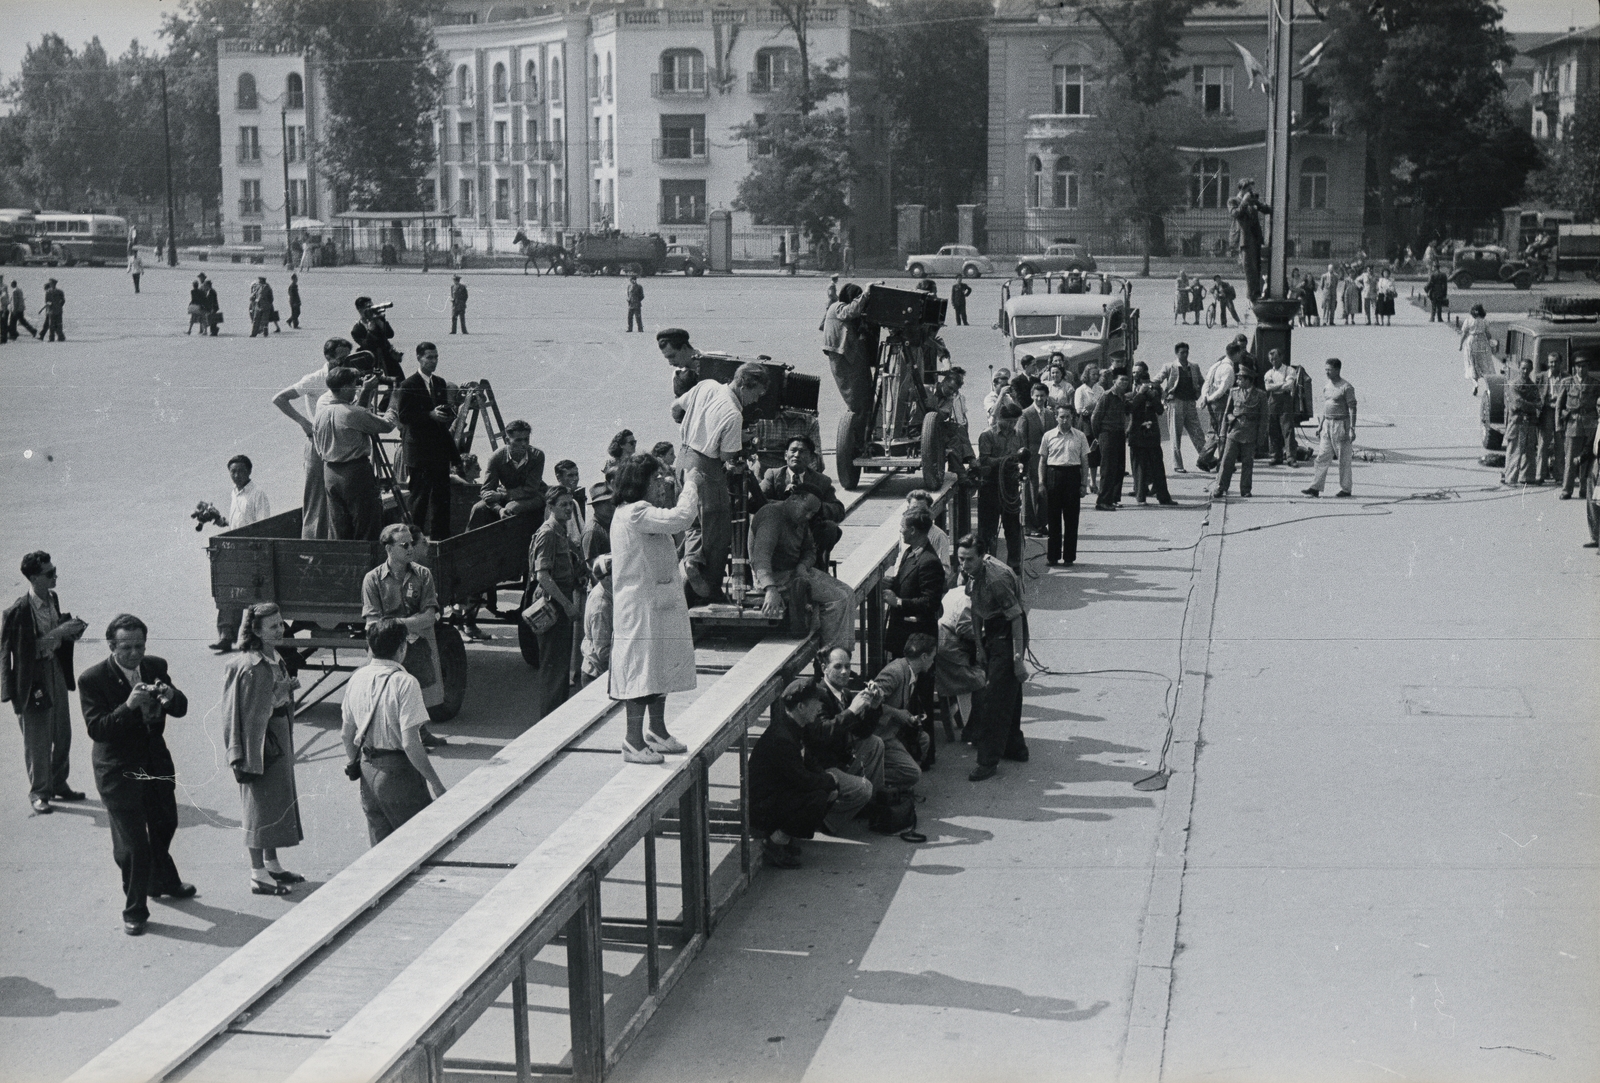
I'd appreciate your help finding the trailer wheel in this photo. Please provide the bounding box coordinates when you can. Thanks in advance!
[920,412,946,490]
[429,622,468,722]
[1481,425,1504,451]
[836,413,862,491]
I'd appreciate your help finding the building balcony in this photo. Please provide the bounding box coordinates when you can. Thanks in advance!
[1025,114,1095,141]
[538,141,564,163]
[236,144,262,164]
[651,73,709,98]
[589,143,602,163]
[442,87,475,108]
[747,72,783,95]
[238,199,263,218]
[442,143,475,163]
[517,141,563,163]
[485,142,511,163]
[235,95,258,112]
[659,201,706,225]
[510,82,541,105]
[592,201,614,223]
[653,138,709,163]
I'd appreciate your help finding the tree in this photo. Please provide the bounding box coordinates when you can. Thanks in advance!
[770,0,818,114]
[1063,0,1238,106]
[0,35,123,209]
[1309,0,1536,249]
[878,0,988,227]
[159,0,259,228]
[1524,90,1600,221]
[733,108,856,244]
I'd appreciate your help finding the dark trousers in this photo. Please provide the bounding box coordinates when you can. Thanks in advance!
[977,487,1023,573]
[1130,444,1171,502]
[826,350,876,448]
[18,662,72,800]
[106,787,181,922]
[1022,454,1044,530]
[1430,300,1446,322]
[1096,430,1126,506]
[972,620,1026,768]
[1563,420,1597,495]
[132,275,141,294]
[44,310,64,340]
[1536,411,1558,482]
[1267,401,1298,462]
[1215,433,1256,495]
[358,750,432,846]
[10,313,35,338]
[534,613,575,721]
[250,312,269,337]
[289,302,301,327]
[451,310,468,334]
[407,455,454,540]
[1243,244,1263,301]
[627,305,643,332]
[1044,464,1082,564]
[324,458,384,541]
[953,303,968,326]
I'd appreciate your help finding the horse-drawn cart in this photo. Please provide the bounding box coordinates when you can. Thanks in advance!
[207,509,535,721]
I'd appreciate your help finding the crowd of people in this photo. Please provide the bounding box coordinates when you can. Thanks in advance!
[0,276,65,342]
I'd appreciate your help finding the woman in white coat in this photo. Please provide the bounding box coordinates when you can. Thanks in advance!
[608,454,700,763]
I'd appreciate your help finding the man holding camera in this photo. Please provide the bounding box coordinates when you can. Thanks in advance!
[78,614,194,935]
[396,342,461,540]
[352,296,405,379]
[204,455,272,652]
[3,551,89,814]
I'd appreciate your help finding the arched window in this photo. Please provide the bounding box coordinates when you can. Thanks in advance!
[1298,155,1328,210]
[456,65,472,101]
[661,49,705,92]
[1028,156,1043,209]
[236,72,257,110]
[550,57,561,99]
[525,59,537,98]
[1053,156,1079,209]
[285,72,303,109]
[492,62,507,103]
[754,47,801,92]
[1189,157,1229,209]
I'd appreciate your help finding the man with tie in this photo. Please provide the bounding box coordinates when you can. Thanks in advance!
[1016,382,1054,535]
[396,342,461,539]
[758,437,845,562]
[77,614,195,935]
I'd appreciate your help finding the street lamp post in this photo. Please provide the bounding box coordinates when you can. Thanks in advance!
[1252,0,1300,364]
[281,108,294,262]
[159,68,178,267]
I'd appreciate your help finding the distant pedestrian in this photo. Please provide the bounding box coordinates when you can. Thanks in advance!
[3,551,89,814]
[41,278,65,341]
[127,249,144,294]
[1210,276,1239,327]
[299,240,313,274]
[9,279,37,339]
[449,275,468,334]
[249,276,275,338]
[186,280,207,334]
[1425,263,1449,322]
[625,274,644,332]
[287,273,301,328]
[952,272,972,326]
[0,275,10,343]
[1301,358,1359,498]
[201,275,221,336]
[1319,263,1340,325]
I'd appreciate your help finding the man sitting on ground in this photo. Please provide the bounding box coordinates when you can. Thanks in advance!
[750,481,856,652]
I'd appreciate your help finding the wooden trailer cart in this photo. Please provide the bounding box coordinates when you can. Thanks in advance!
[207,508,536,721]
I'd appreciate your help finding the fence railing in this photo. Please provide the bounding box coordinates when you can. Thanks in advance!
[651,72,709,98]
[982,209,1368,261]
[236,144,261,164]
[653,138,709,163]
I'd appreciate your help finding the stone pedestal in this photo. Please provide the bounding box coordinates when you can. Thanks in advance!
[957,205,978,248]
[1251,298,1301,370]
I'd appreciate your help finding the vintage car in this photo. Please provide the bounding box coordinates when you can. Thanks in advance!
[662,243,708,275]
[1450,245,1536,290]
[1015,243,1098,278]
[904,244,996,279]
[998,277,1138,375]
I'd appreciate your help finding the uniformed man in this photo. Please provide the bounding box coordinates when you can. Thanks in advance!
[625,275,644,332]
[1556,354,1599,499]
[1213,369,1266,498]
[951,271,972,326]
[449,276,469,334]
[673,362,769,603]
[1502,358,1540,486]
[361,524,447,747]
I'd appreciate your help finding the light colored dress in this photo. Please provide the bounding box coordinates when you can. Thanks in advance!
[1460,316,1497,381]
[607,484,698,701]
[222,649,304,850]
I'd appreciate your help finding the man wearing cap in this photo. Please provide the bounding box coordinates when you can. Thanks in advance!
[314,366,398,540]
[274,337,354,540]
[951,270,972,326]
[396,342,461,540]
[750,481,856,652]
[674,362,768,603]
[1213,368,1266,498]
[41,278,66,341]
[625,274,644,332]
[657,327,709,396]
[582,479,615,565]
[352,296,404,378]
[450,276,468,334]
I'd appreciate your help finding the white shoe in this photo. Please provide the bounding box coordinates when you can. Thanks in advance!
[622,741,664,765]
[644,731,687,755]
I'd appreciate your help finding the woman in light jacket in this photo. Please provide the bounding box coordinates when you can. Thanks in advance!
[220,602,304,895]
[1459,303,1498,392]
[607,454,699,763]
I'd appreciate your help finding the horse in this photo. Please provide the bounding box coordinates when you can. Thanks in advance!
[512,230,568,276]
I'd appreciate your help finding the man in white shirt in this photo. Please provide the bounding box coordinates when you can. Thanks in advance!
[1200,344,1240,465]
[209,455,272,652]
[1156,343,1207,472]
[272,337,352,540]
[672,362,769,602]
[1038,403,1091,566]
[340,619,447,846]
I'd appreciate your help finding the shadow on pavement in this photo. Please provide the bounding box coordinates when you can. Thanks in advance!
[143,898,278,947]
[847,968,1110,1022]
[0,977,119,1017]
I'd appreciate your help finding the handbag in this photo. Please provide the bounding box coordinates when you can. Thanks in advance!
[522,590,559,635]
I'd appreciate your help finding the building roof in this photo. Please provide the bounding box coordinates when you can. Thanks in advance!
[1520,24,1600,57]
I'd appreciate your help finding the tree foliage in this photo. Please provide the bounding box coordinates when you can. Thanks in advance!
[732,107,856,244]
[1061,0,1238,106]
[877,0,989,220]
[1310,0,1540,244]
[1524,90,1600,221]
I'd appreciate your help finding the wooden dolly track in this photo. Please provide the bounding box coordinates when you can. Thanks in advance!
[68,472,968,1083]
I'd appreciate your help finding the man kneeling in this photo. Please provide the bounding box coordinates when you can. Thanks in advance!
[750,480,856,652]
[749,677,878,868]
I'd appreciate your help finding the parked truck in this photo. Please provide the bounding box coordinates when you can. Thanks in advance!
[555,232,669,276]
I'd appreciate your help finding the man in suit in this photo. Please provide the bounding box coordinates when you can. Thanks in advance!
[396,342,461,539]
[1016,382,1054,535]
[758,437,844,563]
[78,614,194,935]
[884,504,945,658]
[2,551,88,814]
[352,296,405,378]
[41,277,66,341]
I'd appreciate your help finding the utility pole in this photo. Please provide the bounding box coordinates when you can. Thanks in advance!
[1252,0,1299,365]
[159,68,178,267]
[281,107,294,259]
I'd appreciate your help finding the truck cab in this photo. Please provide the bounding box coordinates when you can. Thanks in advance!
[1481,308,1600,450]
[998,276,1138,376]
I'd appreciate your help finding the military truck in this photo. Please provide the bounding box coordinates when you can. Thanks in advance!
[554,231,669,276]
[1480,299,1600,454]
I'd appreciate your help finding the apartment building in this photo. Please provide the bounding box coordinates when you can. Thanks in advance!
[216,40,321,247]
[985,0,1367,261]
[1523,25,1599,140]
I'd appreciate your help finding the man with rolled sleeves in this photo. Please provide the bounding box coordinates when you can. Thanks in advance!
[273,337,353,540]
[672,362,769,603]
[1089,371,1131,509]
[1302,358,1360,498]
[314,366,398,541]
[362,524,446,748]
[959,535,1029,782]
[77,614,195,935]
[1556,356,1598,499]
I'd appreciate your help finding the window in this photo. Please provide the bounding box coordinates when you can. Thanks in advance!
[239,179,262,216]
[456,65,472,102]
[659,114,706,159]
[238,126,260,163]
[553,118,562,143]
[458,121,474,158]
[1028,156,1042,208]
[1298,155,1328,210]
[287,178,308,218]
[1193,65,1234,114]
[1053,65,1086,115]
[494,121,508,161]
[527,179,539,216]
[1052,157,1079,209]
[236,72,257,110]
[459,178,475,217]
[1190,157,1229,208]
[661,49,707,92]
[493,63,507,103]
[550,57,561,99]
[285,125,306,163]
[286,72,304,109]
[525,60,538,97]
[605,115,614,162]
[495,178,510,219]
[605,53,613,99]
[751,113,775,158]
[243,225,262,243]
[754,47,800,92]
[422,180,437,212]
[526,119,539,149]
[660,179,706,223]
[552,178,564,222]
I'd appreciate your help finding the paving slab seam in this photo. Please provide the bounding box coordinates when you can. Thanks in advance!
[1116,497,1228,1083]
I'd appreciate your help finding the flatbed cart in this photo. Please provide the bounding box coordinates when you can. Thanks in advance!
[835,283,951,492]
[206,378,532,721]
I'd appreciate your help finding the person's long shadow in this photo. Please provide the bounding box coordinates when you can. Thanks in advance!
[46,800,241,832]
[142,898,277,947]
[0,976,119,1017]
[847,969,1110,1022]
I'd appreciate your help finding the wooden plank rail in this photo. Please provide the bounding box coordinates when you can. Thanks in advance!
[68,474,961,1083]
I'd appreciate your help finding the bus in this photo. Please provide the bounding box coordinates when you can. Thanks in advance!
[0,208,37,265]
[32,212,130,266]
